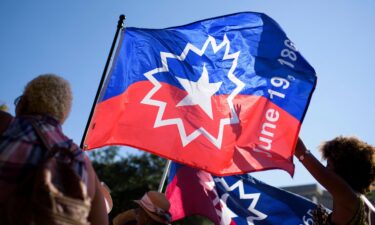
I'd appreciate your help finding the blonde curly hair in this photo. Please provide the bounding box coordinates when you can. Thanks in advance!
[16,74,72,123]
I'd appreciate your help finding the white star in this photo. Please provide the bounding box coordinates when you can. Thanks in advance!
[176,64,222,119]
[141,35,245,148]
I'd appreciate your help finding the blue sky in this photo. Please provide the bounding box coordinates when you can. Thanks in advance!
[1,0,374,188]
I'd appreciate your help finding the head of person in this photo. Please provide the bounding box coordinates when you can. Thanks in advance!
[0,103,9,112]
[0,104,13,135]
[134,191,171,225]
[15,74,72,124]
[320,136,375,194]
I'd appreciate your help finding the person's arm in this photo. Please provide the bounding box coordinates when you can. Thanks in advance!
[85,156,109,225]
[295,138,358,213]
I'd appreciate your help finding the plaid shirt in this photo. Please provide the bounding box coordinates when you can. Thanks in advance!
[0,115,88,202]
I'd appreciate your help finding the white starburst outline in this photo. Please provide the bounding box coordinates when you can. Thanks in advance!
[214,177,268,225]
[140,34,245,148]
[203,180,231,225]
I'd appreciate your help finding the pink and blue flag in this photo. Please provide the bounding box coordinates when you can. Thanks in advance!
[84,12,316,175]
[166,162,318,225]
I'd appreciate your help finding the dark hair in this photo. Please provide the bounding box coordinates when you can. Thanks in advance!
[320,136,375,193]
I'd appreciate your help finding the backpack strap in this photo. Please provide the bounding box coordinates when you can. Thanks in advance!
[29,120,52,149]
[27,116,74,161]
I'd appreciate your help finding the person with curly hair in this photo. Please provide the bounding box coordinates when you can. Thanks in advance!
[0,74,108,225]
[295,136,375,225]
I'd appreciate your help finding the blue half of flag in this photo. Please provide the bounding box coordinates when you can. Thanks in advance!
[167,162,319,225]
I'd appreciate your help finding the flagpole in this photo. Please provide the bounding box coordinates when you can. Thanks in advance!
[80,15,126,149]
[158,160,172,193]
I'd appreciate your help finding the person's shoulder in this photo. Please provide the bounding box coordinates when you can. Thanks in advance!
[1,116,34,140]
[0,111,14,136]
[0,110,13,120]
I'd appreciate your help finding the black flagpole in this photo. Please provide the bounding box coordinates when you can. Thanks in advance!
[80,15,126,149]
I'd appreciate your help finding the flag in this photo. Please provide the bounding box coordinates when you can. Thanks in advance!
[166,162,319,225]
[84,12,317,176]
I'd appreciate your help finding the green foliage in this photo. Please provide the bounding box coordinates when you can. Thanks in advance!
[90,147,213,225]
[89,146,121,164]
[90,147,165,222]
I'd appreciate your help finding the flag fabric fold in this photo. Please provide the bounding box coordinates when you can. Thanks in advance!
[85,12,317,176]
[166,162,318,225]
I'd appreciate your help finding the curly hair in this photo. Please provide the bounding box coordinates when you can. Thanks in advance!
[16,74,72,123]
[320,136,375,193]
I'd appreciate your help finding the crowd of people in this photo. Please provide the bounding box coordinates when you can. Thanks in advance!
[0,73,374,224]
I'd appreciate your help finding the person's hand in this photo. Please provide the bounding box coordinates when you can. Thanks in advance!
[294,137,308,158]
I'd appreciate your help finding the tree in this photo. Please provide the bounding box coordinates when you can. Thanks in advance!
[89,147,213,225]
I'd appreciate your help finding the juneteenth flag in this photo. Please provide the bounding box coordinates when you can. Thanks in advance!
[166,162,319,225]
[84,12,317,176]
